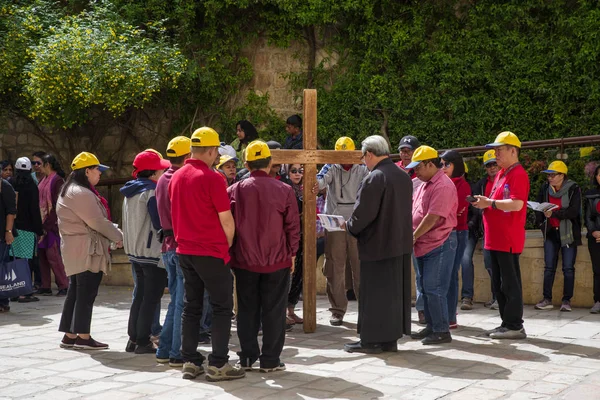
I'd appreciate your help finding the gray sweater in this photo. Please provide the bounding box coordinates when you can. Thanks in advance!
[317,164,369,220]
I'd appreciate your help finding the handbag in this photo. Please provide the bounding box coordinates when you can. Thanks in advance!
[0,245,33,298]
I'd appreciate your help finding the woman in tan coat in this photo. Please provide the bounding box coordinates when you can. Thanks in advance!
[56,152,123,350]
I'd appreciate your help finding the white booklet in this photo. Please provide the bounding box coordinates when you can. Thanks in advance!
[317,214,346,232]
[527,201,559,213]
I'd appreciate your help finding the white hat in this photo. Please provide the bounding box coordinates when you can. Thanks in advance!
[218,144,237,159]
[15,157,32,171]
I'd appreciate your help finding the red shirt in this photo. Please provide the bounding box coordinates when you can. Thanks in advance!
[412,169,458,257]
[483,163,530,253]
[452,176,471,231]
[169,159,231,263]
[485,176,494,197]
[548,195,561,228]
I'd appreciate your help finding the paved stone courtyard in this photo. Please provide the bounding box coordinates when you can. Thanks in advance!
[2,286,600,399]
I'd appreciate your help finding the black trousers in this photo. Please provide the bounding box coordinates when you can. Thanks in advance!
[288,241,303,307]
[127,262,167,346]
[58,271,103,334]
[489,250,524,330]
[234,267,290,369]
[179,255,233,367]
[588,238,600,302]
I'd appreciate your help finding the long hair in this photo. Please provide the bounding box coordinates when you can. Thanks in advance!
[60,168,93,197]
[42,154,66,178]
[12,168,34,188]
[236,120,259,150]
[592,165,600,189]
[440,150,465,178]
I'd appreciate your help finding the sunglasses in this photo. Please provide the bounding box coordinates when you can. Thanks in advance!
[440,161,451,168]
[485,162,498,168]
[290,169,303,174]
[547,173,560,178]
[32,161,42,166]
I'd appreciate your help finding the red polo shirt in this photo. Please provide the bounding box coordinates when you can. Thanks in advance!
[483,163,530,254]
[169,158,231,263]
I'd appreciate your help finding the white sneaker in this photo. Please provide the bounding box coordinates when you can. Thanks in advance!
[591,302,600,314]
[205,363,246,382]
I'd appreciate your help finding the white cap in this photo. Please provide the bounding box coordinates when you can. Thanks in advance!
[15,157,32,171]
[218,144,237,159]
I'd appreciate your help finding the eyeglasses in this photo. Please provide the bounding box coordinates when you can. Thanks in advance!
[32,161,42,166]
[547,173,560,178]
[290,169,303,174]
[485,162,498,168]
[440,161,451,169]
[399,149,413,155]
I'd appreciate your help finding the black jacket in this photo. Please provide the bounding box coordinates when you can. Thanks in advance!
[0,179,17,238]
[9,177,43,236]
[534,181,582,246]
[347,158,413,261]
[584,187,600,239]
[467,175,489,239]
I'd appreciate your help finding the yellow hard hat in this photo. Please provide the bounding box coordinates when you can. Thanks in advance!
[486,131,521,148]
[71,152,109,172]
[406,145,438,169]
[245,140,271,162]
[191,127,220,147]
[542,161,568,175]
[166,136,192,157]
[483,150,496,165]
[335,137,355,151]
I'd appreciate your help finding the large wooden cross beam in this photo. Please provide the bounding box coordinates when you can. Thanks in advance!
[271,89,363,333]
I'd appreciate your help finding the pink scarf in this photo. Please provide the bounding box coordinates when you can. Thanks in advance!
[91,185,111,220]
[38,172,56,223]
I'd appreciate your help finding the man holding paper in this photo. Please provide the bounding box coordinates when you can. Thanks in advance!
[342,135,412,354]
[315,136,369,326]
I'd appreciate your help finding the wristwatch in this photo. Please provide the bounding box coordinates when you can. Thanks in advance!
[491,201,497,210]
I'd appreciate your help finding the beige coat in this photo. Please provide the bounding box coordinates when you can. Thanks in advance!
[56,184,123,277]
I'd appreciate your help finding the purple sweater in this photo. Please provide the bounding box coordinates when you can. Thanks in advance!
[155,166,180,253]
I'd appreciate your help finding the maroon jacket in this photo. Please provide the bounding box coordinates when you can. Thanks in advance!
[227,170,300,273]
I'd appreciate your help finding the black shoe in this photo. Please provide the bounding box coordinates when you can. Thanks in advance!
[346,289,357,301]
[343,341,383,354]
[56,289,68,297]
[36,288,52,296]
[198,334,211,344]
[381,341,398,352]
[169,358,185,368]
[10,297,19,302]
[73,336,109,350]
[422,332,452,345]
[125,339,136,353]
[18,295,40,303]
[410,327,432,340]
[134,342,157,354]
[286,324,293,332]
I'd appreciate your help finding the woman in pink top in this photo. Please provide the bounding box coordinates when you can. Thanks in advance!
[440,150,471,329]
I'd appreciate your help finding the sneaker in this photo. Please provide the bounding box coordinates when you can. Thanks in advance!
[73,336,109,350]
[285,324,294,332]
[535,298,554,310]
[259,362,286,373]
[460,298,473,310]
[236,360,255,372]
[483,326,503,337]
[560,301,572,312]
[330,314,343,326]
[36,288,52,296]
[590,301,600,314]
[56,289,68,297]
[205,363,246,382]
[125,339,136,353]
[60,334,77,349]
[18,295,40,303]
[489,300,499,310]
[182,362,204,380]
[449,322,458,330]
[135,342,158,354]
[417,310,426,325]
[410,327,432,340]
[169,358,184,368]
[422,332,452,345]
[489,327,527,340]
[156,356,170,364]
[198,333,211,344]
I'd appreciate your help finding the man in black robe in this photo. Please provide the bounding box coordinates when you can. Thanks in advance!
[343,135,413,354]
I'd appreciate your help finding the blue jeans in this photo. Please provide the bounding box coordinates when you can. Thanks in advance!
[543,230,577,301]
[461,234,495,301]
[415,233,457,333]
[447,230,468,324]
[132,264,162,336]
[157,251,184,360]
[413,255,424,312]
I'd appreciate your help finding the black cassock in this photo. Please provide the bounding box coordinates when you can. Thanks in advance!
[347,158,413,343]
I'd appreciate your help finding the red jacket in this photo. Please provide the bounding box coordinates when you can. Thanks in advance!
[452,176,471,231]
[227,170,301,273]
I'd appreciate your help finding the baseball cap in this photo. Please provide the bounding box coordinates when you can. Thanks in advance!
[483,150,496,165]
[398,135,421,151]
[15,157,32,171]
[71,152,109,172]
[166,136,191,157]
[132,150,170,178]
[335,136,355,151]
[245,140,271,162]
[218,143,237,158]
[266,140,282,150]
[217,155,238,169]
[406,146,438,169]
[191,127,220,147]
[542,161,568,175]
[486,131,521,148]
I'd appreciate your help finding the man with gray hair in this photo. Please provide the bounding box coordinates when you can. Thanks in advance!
[342,135,413,354]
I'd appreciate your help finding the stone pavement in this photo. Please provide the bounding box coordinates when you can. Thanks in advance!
[2,287,600,399]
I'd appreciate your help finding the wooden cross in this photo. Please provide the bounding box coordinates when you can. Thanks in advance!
[271,89,363,333]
